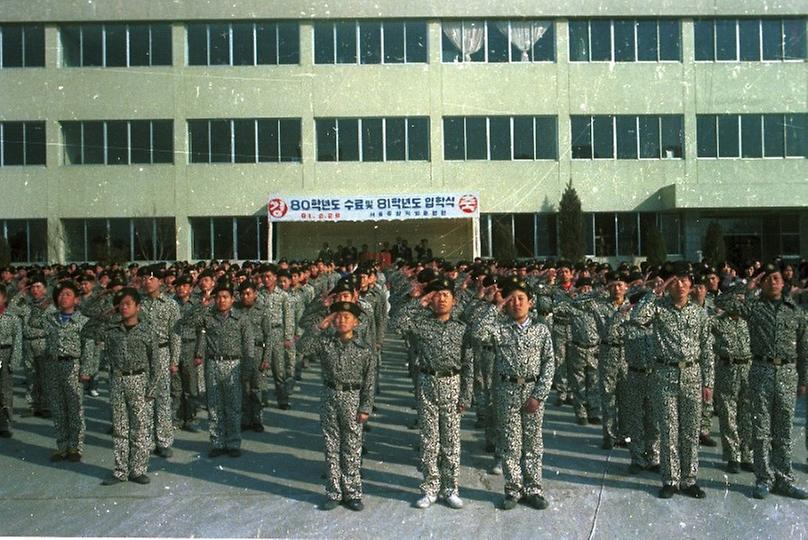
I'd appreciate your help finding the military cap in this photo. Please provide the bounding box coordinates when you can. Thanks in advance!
[416,268,437,284]
[501,276,533,298]
[575,276,593,288]
[107,276,126,289]
[605,271,626,284]
[482,275,498,288]
[276,268,291,279]
[213,282,234,296]
[198,269,216,280]
[113,287,141,307]
[627,271,644,283]
[174,275,193,287]
[758,262,781,280]
[52,280,79,303]
[329,301,363,318]
[671,260,691,278]
[330,279,355,296]
[425,277,454,294]
[139,265,165,279]
[29,273,47,287]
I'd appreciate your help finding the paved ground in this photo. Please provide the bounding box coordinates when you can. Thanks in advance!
[1,336,807,539]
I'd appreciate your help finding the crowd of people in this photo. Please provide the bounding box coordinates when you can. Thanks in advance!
[0,254,806,511]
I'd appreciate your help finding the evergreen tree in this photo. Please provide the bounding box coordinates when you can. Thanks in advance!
[558,180,585,263]
[644,227,667,266]
[702,221,726,267]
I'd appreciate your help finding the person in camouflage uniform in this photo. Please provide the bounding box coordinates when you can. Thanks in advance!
[302,301,375,512]
[277,269,302,394]
[632,263,714,499]
[716,264,808,500]
[259,265,294,409]
[0,284,23,438]
[15,273,54,417]
[192,283,254,457]
[692,275,719,448]
[476,277,555,511]
[598,273,631,449]
[549,264,575,405]
[43,281,95,462]
[235,281,267,432]
[393,277,473,510]
[565,277,603,425]
[139,265,181,458]
[710,307,753,473]
[172,275,202,432]
[95,287,159,486]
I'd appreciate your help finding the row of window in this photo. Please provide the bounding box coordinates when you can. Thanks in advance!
[190,216,270,261]
[696,114,808,159]
[61,24,172,67]
[0,219,47,263]
[188,119,301,163]
[62,120,173,165]
[5,115,806,167]
[315,117,430,162]
[3,18,804,69]
[63,217,176,262]
[0,122,46,166]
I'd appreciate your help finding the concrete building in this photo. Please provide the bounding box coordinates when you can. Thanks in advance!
[0,1,806,264]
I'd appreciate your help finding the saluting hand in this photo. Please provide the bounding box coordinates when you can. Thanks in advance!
[496,292,514,312]
[419,291,435,308]
[357,412,369,424]
[318,312,337,330]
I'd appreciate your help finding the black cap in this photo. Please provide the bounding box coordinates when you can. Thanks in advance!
[575,277,593,288]
[329,301,363,318]
[138,265,165,279]
[52,280,79,303]
[238,281,257,294]
[330,279,355,296]
[213,283,234,296]
[671,261,691,278]
[113,287,141,307]
[426,278,454,294]
[416,268,437,284]
[174,275,193,287]
[501,276,533,298]
[29,273,47,287]
[276,269,291,279]
[759,262,781,280]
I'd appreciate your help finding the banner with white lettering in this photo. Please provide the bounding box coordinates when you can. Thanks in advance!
[267,193,480,222]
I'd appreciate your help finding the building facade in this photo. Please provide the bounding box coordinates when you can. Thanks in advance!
[0,1,806,264]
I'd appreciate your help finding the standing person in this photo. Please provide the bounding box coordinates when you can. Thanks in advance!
[139,266,181,459]
[97,287,159,486]
[566,277,602,425]
[0,284,23,438]
[43,281,95,463]
[550,263,575,406]
[598,273,631,449]
[304,301,375,511]
[172,275,202,432]
[77,274,101,398]
[477,277,555,510]
[235,281,267,432]
[193,284,254,458]
[259,265,294,409]
[396,278,473,510]
[16,273,54,417]
[716,264,808,500]
[632,262,714,499]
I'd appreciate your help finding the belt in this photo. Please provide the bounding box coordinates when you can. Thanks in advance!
[720,356,751,366]
[57,355,78,362]
[573,342,599,350]
[602,342,623,348]
[753,355,794,366]
[656,359,695,369]
[181,337,196,343]
[628,366,652,374]
[118,369,145,376]
[325,381,361,391]
[254,341,265,347]
[212,355,240,361]
[158,342,170,348]
[0,344,11,350]
[501,374,538,384]
[24,336,44,341]
[420,367,460,378]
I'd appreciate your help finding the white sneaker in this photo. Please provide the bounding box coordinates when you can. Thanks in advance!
[445,494,464,509]
[415,494,437,509]
[489,460,503,476]
[89,389,100,397]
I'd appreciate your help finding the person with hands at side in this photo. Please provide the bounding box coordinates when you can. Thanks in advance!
[0,284,23,438]
[476,277,555,511]
[632,261,714,500]
[300,301,375,512]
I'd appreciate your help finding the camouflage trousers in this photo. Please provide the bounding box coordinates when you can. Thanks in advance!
[652,363,701,488]
[45,358,85,454]
[749,361,797,486]
[715,361,752,463]
[23,342,48,413]
[551,327,570,399]
[241,345,264,426]
[264,328,291,406]
[599,345,627,443]
[496,379,546,498]
[624,368,660,468]
[0,351,12,432]
[417,372,461,498]
[206,358,242,450]
[172,343,199,425]
[321,387,364,501]
[146,347,173,450]
[473,343,497,449]
[110,373,150,481]
[569,343,601,420]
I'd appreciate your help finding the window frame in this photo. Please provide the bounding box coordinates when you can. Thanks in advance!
[187,21,299,66]
[695,113,807,160]
[188,118,302,164]
[568,18,682,63]
[0,121,47,167]
[441,19,556,64]
[0,24,46,68]
[694,18,808,63]
[571,114,684,160]
[61,120,173,165]
[315,117,430,162]
[60,23,172,68]
[314,19,428,65]
[443,115,557,161]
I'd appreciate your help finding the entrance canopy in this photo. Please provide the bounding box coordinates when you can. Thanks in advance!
[266,192,481,261]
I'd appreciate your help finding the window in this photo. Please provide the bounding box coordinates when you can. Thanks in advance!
[61,120,173,165]
[316,117,430,162]
[63,217,175,262]
[315,20,426,64]
[696,114,807,158]
[571,115,684,159]
[443,116,556,161]
[1,24,44,67]
[442,20,554,63]
[188,118,301,163]
[579,212,682,257]
[0,122,46,166]
[0,219,47,262]
[60,24,172,67]
[569,19,681,62]
[190,216,268,260]
[695,18,807,61]
[187,21,299,66]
